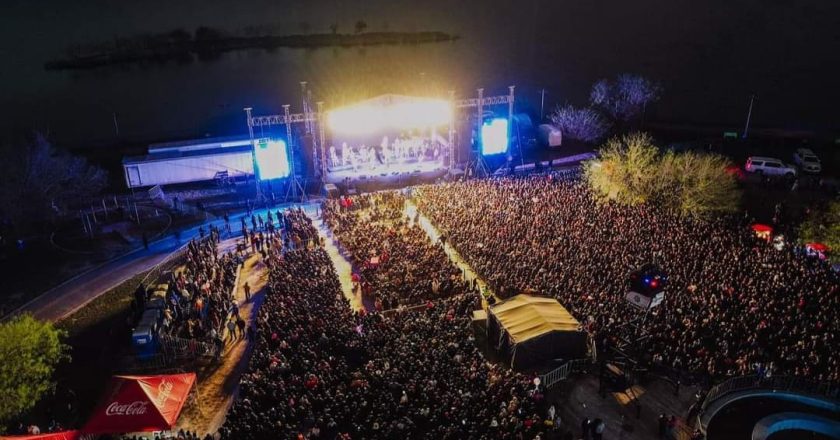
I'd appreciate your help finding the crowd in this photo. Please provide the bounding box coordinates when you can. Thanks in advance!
[135,207,321,350]
[220,211,583,439]
[321,192,466,310]
[413,174,839,382]
[153,229,241,341]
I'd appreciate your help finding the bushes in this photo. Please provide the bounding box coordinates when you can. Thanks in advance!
[585,133,741,218]
[0,316,68,429]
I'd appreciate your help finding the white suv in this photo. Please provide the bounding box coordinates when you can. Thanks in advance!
[793,148,821,174]
[745,156,797,178]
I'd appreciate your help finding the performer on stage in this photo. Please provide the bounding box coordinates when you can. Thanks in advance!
[329,145,338,168]
[341,142,349,166]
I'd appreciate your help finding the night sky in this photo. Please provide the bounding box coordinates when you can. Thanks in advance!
[0,0,837,144]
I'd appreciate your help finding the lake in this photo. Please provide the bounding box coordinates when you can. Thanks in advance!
[0,0,837,145]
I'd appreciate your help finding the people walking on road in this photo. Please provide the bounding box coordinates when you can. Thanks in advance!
[236,316,246,338]
[226,318,237,341]
[581,417,591,440]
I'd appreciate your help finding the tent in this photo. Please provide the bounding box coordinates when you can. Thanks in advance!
[0,432,80,440]
[487,295,587,371]
[751,223,773,241]
[83,373,196,434]
[806,242,829,253]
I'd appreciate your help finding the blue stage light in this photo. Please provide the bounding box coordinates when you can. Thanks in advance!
[481,118,509,156]
[254,138,291,180]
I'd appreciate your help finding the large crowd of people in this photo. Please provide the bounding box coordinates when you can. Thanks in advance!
[220,209,580,439]
[321,192,466,310]
[413,174,839,382]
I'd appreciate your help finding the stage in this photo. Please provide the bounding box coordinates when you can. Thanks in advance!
[325,159,447,183]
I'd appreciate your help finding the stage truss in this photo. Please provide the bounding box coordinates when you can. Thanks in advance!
[244,84,516,195]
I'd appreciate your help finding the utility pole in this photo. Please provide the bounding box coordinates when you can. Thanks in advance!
[540,89,546,121]
[112,112,120,137]
[742,94,757,139]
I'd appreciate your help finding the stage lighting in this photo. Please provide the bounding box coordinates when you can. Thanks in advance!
[327,96,453,135]
[254,138,290,180]
[481,118,509,156]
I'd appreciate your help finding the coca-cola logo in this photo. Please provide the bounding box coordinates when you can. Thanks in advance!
[105,401,149,416]
[154,380,174,407]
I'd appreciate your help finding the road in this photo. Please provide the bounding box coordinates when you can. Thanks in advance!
[3,203,313,323]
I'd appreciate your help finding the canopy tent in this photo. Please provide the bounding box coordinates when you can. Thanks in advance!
[806,242,829,253]
[0,432,80,440]
[751,223,773,241]
[83,373,196,434]
[487,294,587,371]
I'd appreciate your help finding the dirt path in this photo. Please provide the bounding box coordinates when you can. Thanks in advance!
[405,200,501,306]
[302,204,364,311]
[175,250,269,436]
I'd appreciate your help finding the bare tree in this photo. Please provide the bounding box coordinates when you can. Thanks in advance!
[0,133,108,232]
[549,105,611,143]
[299,21,311,35]
[590,74,662,123]
[329,23,339,35]
[354,20,368,34]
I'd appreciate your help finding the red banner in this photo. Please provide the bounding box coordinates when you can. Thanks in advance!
[83,373,196,434]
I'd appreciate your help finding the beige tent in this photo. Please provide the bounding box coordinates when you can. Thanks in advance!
[487,294,586,370]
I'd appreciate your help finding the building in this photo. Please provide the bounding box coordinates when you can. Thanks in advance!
[122,136,254,188]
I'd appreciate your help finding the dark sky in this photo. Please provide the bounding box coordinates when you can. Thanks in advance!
[0,0,838,143]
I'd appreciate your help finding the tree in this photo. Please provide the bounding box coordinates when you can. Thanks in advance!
[667,150,741,218]
[585,133,740,218]
[590,74,662,123]
[354,20,368,34]
[585,132,660,205]
[549,105,611,143]
[799,201,840,251]
[0,315,68,428]
[0,133,108,232]
[329,23,339,35]
[299,21,311,35]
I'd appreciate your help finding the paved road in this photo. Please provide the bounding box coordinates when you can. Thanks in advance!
[5,203,314,323]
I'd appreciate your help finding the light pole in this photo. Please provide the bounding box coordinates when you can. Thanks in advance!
[540,88,546,121]
[742,94,757,139]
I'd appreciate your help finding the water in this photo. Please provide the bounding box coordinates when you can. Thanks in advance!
[1,0,838,145]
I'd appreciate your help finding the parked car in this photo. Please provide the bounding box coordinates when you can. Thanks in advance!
[745,156,797,178]
[793,148,821,174]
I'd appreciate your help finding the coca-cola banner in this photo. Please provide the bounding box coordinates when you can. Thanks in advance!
[83,373,196,434]
[0,430,80,440]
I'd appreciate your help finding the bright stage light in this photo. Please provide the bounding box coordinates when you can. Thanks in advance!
[254,138,290,180]
[481,118,509,156]
[327,96,453,135]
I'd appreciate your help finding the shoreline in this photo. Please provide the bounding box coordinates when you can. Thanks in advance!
[45,31,460,71]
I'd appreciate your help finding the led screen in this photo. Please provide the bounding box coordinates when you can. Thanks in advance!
[481,118,509,156]
[254,138,290,180]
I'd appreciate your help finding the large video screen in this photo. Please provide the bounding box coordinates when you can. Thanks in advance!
[481,118,509,156]
[254,138,291,180]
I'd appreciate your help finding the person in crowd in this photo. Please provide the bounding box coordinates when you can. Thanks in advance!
[413,175,838,382]
[219,212,544,440]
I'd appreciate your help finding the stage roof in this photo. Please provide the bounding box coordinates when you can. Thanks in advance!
[327,94,452,135]
[489,295,581,343]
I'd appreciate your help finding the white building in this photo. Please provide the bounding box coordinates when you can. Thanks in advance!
[122,136,254,188]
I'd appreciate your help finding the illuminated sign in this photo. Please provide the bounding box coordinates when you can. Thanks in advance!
[481,118,509,156]
[254,139,290,180]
